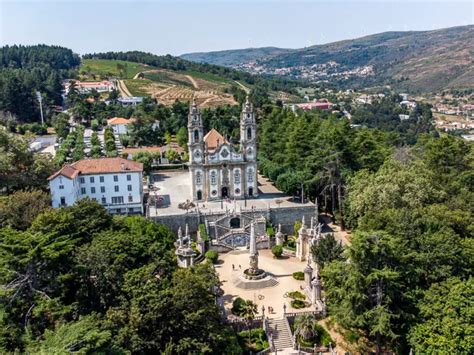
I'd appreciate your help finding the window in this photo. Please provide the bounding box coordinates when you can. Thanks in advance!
[196,172,202,184]
[194,129,199,143]
[91,187,96,194]
[81,187,86,194]
[247,169,254,183]
[100,186,105,193]
[211,171,217,185]
[101,197,106,204]
[127,185,132,191]
[100,176,104,183]
[247,127,252,140]
[80,177,85,184]
[127,174,131,181]
[114,185,119,192]
[90,177,94,183]
[234,170,241,184]
[60,197,66,206]
[113,175,118,182]
[112,196,124,204]
[59,185,64,190]
[128,195,133,202]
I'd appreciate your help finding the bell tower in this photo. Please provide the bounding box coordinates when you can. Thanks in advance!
[188,99,204,164]
[240,96,257,162]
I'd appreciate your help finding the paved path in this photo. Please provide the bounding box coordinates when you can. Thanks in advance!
[217,249,309,319]
[117,80,133,97]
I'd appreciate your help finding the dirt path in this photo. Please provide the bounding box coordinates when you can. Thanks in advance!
[117,80,133,97]
[318,318,351,354]
[234,80,250,94]
[185,75,199,90]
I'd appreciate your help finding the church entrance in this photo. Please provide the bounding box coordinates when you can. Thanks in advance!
[197,190,202,200]
[248,187,253,196]
[221,186,229,199]
[230,217,241,229]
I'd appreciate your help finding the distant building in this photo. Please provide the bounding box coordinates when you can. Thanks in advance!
[399,114,410,121]
[118,96,143,107]
[48,157,144,215]
[64,80,114,94]
[107,117,135,135]
[289,100,333,112]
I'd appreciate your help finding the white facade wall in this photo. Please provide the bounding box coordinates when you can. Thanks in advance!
[111,124,129,135]
[49,171,143,214]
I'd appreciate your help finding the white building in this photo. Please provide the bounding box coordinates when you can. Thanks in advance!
[117,96,143,107]
[107,117,135,135]
[48,157,144,214]
[64,80,114,94]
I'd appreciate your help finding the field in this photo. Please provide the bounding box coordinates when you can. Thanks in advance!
[80,59,154,80]
[80,59,239,107]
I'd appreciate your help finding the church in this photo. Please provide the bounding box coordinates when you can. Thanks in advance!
[188,98,258,201]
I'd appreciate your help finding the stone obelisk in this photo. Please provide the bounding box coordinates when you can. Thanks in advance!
[248,222,259,273]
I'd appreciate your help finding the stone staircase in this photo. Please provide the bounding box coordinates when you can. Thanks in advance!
[268,318,293,350]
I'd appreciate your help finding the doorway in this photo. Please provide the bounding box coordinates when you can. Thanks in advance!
[197,190,202,200]
[248,187,253,196]
[221,186,229,198]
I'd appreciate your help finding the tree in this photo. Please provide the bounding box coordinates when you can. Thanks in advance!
[310,233,343,268]
[408,278,474,354]
[241,300,258,345]
[205,250,218,264]
[294,314,317,341]
[0,189,50,230]
[176,127,187,148]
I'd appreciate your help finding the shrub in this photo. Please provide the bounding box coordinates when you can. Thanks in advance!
[288,291,306,300]
[293,271,304,281]
[237,328,269,352]
[271,245,283,258]
[198,223,209,241]
[205,250,218,264]
[291,299,306,309]
[232,297,246,316]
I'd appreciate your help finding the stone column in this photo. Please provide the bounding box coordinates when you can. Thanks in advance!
[249,223,259,272]
[304,259,313,289]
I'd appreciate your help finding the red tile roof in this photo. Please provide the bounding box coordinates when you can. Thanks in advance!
[107,117,135,125]
[204,128,228,150]
[48,158,143,180]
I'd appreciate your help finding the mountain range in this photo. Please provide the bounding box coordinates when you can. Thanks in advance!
[181,25,474,92]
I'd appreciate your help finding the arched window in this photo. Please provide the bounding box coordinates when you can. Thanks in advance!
[234,169,241,184]
[211,171,217,185]
[247,127,252,140]
[197,190,202,200]
[196,171,202,184]
[194,129,199,143]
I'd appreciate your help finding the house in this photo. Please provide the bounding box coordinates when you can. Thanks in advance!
[64,80,114,94]
[289,100,333,112]
[107,117,135,135]
[117,96,143,107]
[48,157,144,215]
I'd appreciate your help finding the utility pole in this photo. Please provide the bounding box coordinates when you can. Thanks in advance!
[36,91,44,125]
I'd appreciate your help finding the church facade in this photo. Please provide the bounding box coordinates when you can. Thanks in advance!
[188,98,258,201]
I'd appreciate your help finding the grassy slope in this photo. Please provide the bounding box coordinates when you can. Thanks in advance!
[80,59,154,79]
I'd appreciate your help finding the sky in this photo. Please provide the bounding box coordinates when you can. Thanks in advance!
[0,0,472,56]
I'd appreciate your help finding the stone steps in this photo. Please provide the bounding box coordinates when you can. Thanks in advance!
[232,274,279,290]
[268,318,293,350]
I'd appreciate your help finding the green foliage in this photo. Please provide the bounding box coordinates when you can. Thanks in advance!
[310,233,343,268]
[176,126,188,148]
[165,148,180,162]
[292,271,304,281]
[408,278,474,354]
[237,328,268,353]
[231,297,246,316]
[288,291,306,300]
[198,223,209,241]
[291,299,306,309]
[271,245,283,258]
[52,113,70,139]
[0,130,56,192]
[205,250,218,264]
[0,189,50,230]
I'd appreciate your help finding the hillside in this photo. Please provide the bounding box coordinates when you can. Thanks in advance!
[181,47,291,66]
[181,25,474,92]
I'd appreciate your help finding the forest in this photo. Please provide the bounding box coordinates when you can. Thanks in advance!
[258,101,473,353]
[0,45,80,121]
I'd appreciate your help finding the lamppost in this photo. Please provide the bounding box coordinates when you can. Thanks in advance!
[283,303,286,315]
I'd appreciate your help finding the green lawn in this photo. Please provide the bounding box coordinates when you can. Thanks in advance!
[123,79,152,97]
[80,59,155,80]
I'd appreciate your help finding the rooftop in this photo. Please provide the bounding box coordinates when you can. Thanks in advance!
[48,157,143,180]
[204,128,228,150]
[107,117,135,125]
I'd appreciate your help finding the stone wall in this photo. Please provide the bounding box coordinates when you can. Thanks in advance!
[151,204,317,236]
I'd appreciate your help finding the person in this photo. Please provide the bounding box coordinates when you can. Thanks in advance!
[239,264,241,269]
[232,264,235,270]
